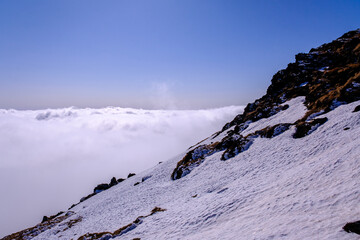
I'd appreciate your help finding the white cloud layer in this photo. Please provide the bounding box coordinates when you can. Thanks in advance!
[0,105,243,237]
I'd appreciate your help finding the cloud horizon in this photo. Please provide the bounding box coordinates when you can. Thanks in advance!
[0,105,243,237]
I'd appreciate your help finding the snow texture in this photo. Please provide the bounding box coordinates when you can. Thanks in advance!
[28,98,360,240]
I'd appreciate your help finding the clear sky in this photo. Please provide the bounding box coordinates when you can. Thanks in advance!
[0,0,359,110]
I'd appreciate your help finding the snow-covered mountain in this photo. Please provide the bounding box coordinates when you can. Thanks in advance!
[3,29,360,240]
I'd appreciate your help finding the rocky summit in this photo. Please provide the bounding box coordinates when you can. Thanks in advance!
[172,29,360,180]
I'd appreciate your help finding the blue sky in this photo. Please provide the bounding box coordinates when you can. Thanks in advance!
[0,0,359,109]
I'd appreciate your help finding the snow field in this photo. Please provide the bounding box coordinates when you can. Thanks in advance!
[32,98,360,239]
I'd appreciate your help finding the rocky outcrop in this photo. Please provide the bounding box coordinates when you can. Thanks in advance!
[171,122,294,179]
[293,118,328,138]
[171,29,360,180]
[92,176,123,194]
[171,144,217,180]
[225,29,360,131]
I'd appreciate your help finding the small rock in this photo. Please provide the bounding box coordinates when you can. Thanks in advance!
[109,177,118,187]
[134,182,140,186]
[42,216,48,223]
[68,204,76,210]
[94,183,110,193]
[117,178,125,183]
[141,175,152,182]
[353,105,360,112]
[80,193,95,202]
[128,173,136,178]
[343,220,360,234]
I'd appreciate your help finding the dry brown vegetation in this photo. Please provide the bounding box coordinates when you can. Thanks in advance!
[1,211,79,240]
[77,207,166,240]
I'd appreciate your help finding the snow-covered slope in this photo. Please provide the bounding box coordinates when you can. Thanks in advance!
[0,105,244,238]
[13,97,360,240]
[3,29,360,240]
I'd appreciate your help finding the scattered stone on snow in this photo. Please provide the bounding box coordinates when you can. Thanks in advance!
[117,178,125,183]
[353,105,360,112]
[128,173,136,178]
[343,220,360,235]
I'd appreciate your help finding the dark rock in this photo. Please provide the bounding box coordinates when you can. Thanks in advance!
[293,118,328,138]
[94,183,110,193]
[343,220,360,234]
[41,211,65,223]
[151,207,166,214]
[80,193,96,202]
[42,216,48,223]
[353,105,360,112]
[128,173,136,178]
[344,127,350,130]
[68,204,77,210]
[78,177,121,205]
[222,103,289,132]
[141,175,152,182]
[117,178,125,183]
[171,144,215,180]
[254,123,292,138]
[221,136,252,161]
[172,122,292,179]
[134,182,140,186]
[52,211,64,219]
[109,177,118,187]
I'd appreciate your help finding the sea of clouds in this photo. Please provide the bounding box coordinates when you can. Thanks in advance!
[0,105,243,237]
